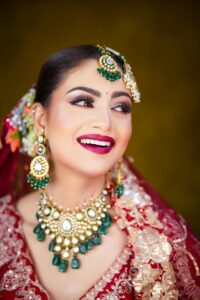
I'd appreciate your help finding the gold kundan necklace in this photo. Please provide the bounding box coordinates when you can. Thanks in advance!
[33,187,112,272]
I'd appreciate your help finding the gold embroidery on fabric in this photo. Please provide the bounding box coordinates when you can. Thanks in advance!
[113,160,179,299]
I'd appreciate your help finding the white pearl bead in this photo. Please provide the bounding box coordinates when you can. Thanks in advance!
[38,135,44,143]
[64,238,70,246]
[53,211,60,219]
[72,237,78,244]
[73,246,79,253]
[76,212,83,220]
[50,233,55,240]
[54,245,61,252]
[62,251,70,259]
[56,236,63,244]
[86,230,92,236]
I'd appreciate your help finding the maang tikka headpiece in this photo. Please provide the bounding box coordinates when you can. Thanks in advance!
[97,45,141,103]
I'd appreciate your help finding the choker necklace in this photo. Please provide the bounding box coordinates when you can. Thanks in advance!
[33,187,112,272]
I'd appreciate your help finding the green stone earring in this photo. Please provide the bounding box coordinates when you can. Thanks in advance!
[115,158,124,197]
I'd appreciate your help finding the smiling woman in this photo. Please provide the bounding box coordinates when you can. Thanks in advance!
[0,45,200,300]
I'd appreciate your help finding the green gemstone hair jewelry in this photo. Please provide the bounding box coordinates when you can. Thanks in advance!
[97,45,122,82]
[27,132,50,189]
[33,188,113,273]
[97,45,141,103]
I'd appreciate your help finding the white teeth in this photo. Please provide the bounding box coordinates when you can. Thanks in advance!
[80,139,111,147]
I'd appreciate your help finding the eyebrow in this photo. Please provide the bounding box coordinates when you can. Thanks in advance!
[66,86,132,101]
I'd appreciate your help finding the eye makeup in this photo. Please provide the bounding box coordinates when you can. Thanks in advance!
[68,95,132,114]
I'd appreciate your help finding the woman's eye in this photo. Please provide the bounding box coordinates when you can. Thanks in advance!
[69,98,94,107]
[113,103,132,113]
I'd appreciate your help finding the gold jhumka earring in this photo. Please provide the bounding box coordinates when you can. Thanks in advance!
[27,131,50,189]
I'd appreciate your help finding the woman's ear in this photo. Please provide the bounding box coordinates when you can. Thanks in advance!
[31,103,47,135]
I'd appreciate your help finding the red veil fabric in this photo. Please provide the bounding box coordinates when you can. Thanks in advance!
[0,116,31,198]
[0,117,19,197]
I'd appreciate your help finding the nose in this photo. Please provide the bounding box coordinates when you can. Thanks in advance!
[91,107,112,131]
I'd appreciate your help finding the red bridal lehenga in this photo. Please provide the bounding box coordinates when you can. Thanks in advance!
[0,144,200,300]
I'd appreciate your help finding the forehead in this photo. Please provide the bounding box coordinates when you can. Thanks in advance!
[61,58,130,95]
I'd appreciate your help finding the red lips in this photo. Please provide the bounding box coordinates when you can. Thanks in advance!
[77,134,115,155]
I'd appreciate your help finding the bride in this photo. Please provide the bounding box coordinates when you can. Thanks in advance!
[0,45,199,300]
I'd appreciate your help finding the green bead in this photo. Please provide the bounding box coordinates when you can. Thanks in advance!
[36,211,41,220]
[98,224,107,235]
[86,239,94,250]
[80,243,87,254]
[37,230,46,241]
[93,235,101,245]
[103,213,112,228]
[105,212,112,221]
[71,258,80,269]
[52,254,61,266]
[115,184,124,197]
[33,224,42,234]
[103,218,111,228]
[59,260,68,272]
[49,240,55,251]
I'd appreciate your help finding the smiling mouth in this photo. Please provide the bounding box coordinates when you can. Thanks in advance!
[77,135,115,154]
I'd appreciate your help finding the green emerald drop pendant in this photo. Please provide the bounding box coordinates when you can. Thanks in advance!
[71,258,80,269]
[59,260,68,272]
[52,254,61,266]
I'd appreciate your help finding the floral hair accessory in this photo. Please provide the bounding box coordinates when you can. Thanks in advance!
[5,87,37,157]
[97,45,141,103]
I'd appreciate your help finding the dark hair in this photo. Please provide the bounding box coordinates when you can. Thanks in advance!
[34,44,124,107]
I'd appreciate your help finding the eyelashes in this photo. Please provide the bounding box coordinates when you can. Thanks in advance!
[69,97,132,114]
[69,97,94,108]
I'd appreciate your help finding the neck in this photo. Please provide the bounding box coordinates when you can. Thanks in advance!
[46,165,107,211]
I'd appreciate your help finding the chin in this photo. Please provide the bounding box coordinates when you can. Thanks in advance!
[62,157,116,177]
[80,161,114,177]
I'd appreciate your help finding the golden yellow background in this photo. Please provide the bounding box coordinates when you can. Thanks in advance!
[0,1,199,237]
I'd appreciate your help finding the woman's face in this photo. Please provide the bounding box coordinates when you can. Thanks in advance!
[42,59,133,177]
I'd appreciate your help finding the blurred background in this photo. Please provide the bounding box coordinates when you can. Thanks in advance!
[0,1,199,237]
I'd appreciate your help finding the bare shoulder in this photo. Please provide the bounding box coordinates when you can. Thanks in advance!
[16,191,39,224]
